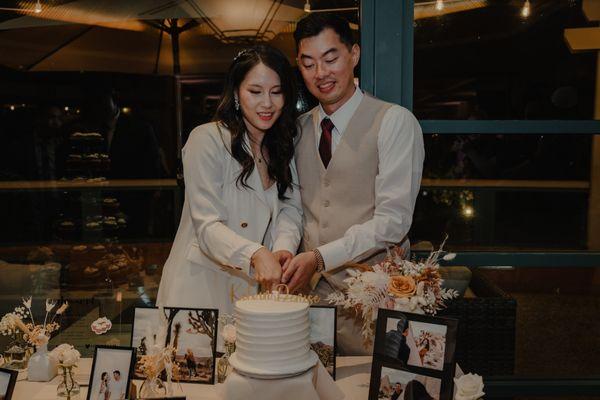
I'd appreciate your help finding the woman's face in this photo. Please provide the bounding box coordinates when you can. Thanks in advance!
[237,62,284,136]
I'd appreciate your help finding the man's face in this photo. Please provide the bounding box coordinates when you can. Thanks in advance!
[297,28,359,114]
[113,372,120,381]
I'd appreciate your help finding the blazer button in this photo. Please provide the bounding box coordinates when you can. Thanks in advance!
[241,222,248,228]
[323,200,330,207]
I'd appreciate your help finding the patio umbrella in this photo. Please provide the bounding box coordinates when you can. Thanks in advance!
[0,0,307,75]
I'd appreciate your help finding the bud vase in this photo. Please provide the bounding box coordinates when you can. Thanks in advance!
[27,342,58,381]
[139,375,166,398]
[56,365,80,399]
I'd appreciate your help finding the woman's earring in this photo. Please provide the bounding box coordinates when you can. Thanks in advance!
[234,97,240,111]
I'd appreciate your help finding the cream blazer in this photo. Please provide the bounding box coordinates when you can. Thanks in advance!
[157,122,303,316]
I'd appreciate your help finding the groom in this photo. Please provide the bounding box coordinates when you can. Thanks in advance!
[282,13,425,355]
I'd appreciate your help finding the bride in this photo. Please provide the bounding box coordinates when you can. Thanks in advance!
[157,45,302,323]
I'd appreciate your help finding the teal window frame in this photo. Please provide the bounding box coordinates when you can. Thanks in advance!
[360,0,600,395]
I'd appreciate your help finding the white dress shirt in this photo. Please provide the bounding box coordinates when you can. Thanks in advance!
[314,86,425,269]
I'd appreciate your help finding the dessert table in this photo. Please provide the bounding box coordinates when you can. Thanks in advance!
[12,357,373,400]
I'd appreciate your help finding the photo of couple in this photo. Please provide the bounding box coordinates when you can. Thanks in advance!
[87,347,134,400]
[378,366,440,400]
[131,307,218,384]
[156,11,424,356]
[95,370,126,400]
[384,316,447,371]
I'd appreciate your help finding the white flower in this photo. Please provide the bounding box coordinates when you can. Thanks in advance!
[454,373,485,400]
[51,344,81,367]
[45,299,56,313]
[22,296,32,309]
[91,317,112,335]
[222,324,236,343]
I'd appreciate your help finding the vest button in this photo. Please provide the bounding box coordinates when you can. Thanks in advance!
[323,179,330,187]
[323,200,330,207]
[241,222,248,228]
[322,222,329,228]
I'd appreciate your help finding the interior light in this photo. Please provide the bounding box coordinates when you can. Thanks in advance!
[34,0,42,14]
[462,206,474,218]
[521,0,531,18]
[435,0,444,11]
[9,105,15,111]
[304,0,311,13]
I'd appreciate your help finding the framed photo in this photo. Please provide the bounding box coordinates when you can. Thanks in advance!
[131,307,218,384]
[372,364,443,400]
[0,367,17,400]
[309,305,337,379]
[369,309,458,400]
[87,346,136,400]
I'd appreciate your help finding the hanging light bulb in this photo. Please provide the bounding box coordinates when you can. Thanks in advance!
[435,0,444,11]
[34,0,42,13]
[304,0,311,13]
[521,0,531,18]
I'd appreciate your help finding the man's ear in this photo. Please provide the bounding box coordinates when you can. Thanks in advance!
[351,44,360,68]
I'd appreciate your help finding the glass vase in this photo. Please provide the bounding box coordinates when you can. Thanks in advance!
[56,365,80,400]
[216,354,230,383]
[139,375,166,398]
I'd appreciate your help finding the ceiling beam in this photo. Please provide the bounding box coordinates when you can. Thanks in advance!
[564,27,600,52]
[583,0,600,21]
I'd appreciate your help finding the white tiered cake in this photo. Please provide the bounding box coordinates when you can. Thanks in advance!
[228,295,319,377]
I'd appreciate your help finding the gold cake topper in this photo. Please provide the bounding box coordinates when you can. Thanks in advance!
[238,284,320,305]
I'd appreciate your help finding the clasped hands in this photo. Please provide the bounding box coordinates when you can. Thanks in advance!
[251,248,317,293]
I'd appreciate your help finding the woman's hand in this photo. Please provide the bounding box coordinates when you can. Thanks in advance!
[273,250,293,269]
[251,248,283,291]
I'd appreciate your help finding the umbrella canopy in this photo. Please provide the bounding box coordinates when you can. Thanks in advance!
[0,0,307,74]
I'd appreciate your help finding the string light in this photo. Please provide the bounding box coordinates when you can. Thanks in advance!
[521,0,531,18]
[435,0,445,11]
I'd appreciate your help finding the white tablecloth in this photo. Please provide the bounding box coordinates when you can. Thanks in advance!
[12,357,374,400]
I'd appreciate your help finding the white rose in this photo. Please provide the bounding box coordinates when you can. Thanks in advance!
[454,373,485,400]
[60,348,81,367]
[221,324,236,343]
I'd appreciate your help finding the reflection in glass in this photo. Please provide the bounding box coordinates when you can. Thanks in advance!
[414,0,597,120]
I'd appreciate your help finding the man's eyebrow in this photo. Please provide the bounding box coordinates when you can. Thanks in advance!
[322,48,338,58]
[299,47,339,61]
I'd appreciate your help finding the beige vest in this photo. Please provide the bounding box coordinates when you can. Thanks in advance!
[295,94,393,264]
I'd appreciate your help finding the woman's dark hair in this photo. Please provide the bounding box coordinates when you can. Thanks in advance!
[214,44,298,199]
[101,372,108,381]
[404,380,434,400]
[294,13,355,51]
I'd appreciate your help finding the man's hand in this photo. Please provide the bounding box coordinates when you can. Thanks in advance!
[281,251,318,293]
[251,248,282,291]
[272,250,293,269]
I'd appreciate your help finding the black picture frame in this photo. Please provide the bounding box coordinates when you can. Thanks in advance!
[131,306,219,385]
[87,345,136,400]
[0,367,18,400]
[369,309,458,400]
[309,305,338,380]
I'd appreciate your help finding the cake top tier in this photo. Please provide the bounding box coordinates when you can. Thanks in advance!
[236,298,308,315]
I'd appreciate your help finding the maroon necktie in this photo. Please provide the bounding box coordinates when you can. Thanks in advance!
[319,117,334,168]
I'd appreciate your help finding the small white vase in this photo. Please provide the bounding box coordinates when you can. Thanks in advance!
[27,343,58,381]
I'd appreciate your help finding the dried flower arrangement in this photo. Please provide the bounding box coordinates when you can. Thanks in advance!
[327,239,459,346]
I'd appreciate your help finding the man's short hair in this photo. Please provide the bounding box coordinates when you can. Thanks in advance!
[294,13,355,50]
[113,370,121,375]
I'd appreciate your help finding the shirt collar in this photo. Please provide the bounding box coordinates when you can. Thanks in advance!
[318,86,363,134]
